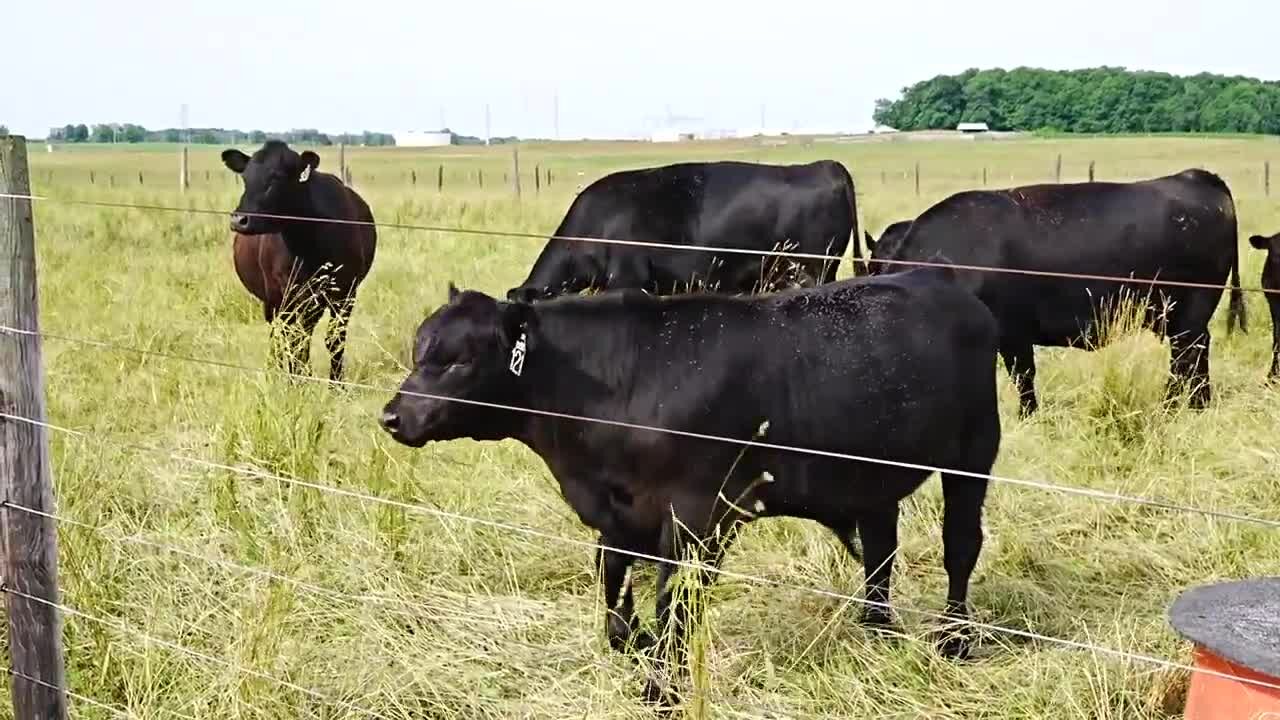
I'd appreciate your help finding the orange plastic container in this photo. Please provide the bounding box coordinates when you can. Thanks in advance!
[1169,577,1280,720]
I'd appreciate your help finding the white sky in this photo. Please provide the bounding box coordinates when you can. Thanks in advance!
[7,0,1278,139]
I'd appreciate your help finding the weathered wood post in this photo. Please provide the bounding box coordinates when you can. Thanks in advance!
[88,171,94,185]
[982,167,987,186]
[137,171,144,186]
[437,165,444,192]
[338,143,347,186]
[179,146,189,194]
[914,162,920,196]
[1266,161,1271,197]
[410,169,417,186]
[534,164,541,194]
[511,145,521,198]
[478,169,484,189]
[0,136,69,719]
[1054,153,1062,183]
[1088,161,1095,182]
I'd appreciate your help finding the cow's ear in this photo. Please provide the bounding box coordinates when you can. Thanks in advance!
[863,230,876,252]
[1250,234,1272,250]
[298,151,319,182]
[222,149,250,174]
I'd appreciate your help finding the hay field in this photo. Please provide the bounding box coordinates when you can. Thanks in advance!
[6,133,1280,718]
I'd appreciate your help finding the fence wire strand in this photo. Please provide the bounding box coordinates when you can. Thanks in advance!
[1,585,395,720]
[2,412,1279,697]
[7,668,140,719]
[2,324,1278,532]
[1,191,1274,297]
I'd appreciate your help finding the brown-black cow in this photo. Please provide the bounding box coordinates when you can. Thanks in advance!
[222,141,376,381]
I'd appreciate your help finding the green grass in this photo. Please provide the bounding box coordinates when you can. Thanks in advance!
[4,134,1280,718]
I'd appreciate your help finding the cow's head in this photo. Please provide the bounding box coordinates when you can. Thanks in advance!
[1250,231,1280,280]
[381,284,535,447]
[222,140,320,234]
[864,220,913,275]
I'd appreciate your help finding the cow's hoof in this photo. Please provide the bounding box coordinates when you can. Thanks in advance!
[932,623,975,660]
[642,672,680,710]
[859,606,896,630]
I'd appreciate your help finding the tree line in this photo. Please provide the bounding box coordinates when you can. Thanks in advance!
[46,124,398,146]
[873,67,1280,135]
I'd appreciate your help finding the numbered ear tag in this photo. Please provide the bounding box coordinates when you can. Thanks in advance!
[509,332,527,376]
[299,165,312,183]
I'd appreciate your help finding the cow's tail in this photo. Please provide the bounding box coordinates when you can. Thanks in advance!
[839,164,863,277]
[1227,243,1248,334]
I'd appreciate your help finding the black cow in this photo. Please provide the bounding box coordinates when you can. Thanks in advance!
[1248,231,1280,378]
[222,140,377,381]
[380,268,1001,705]
[506,159,860,303]
[869,169,1247,416]
[863,219,913,257]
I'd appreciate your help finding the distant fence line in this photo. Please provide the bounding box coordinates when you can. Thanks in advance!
[31,152,1280,200]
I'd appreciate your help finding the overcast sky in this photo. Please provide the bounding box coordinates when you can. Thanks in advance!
[7,0,1278,139]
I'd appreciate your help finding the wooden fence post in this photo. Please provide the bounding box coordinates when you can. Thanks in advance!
[437,165,444,192]
[914,162,920,196]
[982,167,987,186]
[1266,161,1271,197]
[0,135,69,720]
[137,171,144,186]
[478,169,484,189]
[511,146,521,198]
[338,143,347,186]
[1054,154,1062,183]
[88,171,94,185]
[534,164,541,193]
[179,146,189,194]
[410,169,416,186]
[1088,161,1095,182]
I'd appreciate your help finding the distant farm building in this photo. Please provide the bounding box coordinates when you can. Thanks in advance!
[871,124,899,134]
[650,127,697,143]
[957,122,990,133]
[394,130,453,147]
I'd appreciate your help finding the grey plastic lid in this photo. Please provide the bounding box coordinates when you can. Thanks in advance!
[1169,577,1280,680]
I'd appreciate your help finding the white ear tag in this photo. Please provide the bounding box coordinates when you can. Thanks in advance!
[509,332,527,376]
[299,165,312,183]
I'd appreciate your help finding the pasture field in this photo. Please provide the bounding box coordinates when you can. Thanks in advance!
[5,134,1280,719]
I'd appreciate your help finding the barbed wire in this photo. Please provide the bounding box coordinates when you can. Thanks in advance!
[2,412,1279,697]
[0,191,1273,297]
[2,325,1278,531]
[1,585,395,720]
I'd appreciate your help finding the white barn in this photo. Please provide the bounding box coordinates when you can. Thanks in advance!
[395,130,453,147]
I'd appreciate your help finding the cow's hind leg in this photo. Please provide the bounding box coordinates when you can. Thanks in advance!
[1166,290,1219,408]
[935,472,991,660]
[999,343,1038,417]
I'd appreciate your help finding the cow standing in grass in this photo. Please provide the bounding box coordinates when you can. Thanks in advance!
[222,140,376,381]
[507,159,861,302]
[869,169,1247,416]
[1248,231,1280,378]
[379,267,1001,706]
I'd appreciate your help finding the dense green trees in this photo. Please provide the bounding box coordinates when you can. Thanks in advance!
[874,67,1280,134]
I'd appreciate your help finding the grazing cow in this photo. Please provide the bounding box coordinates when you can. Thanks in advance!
[868,169,1247,416]
[863,219,913,257]
[1248,231,1280,378]
[222,140,377,381]
[506,159,860,303]
[380,268,1001,705]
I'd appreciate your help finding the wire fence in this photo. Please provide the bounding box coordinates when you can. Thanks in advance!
[2,177,1279,715]
[1,191,1275,297]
